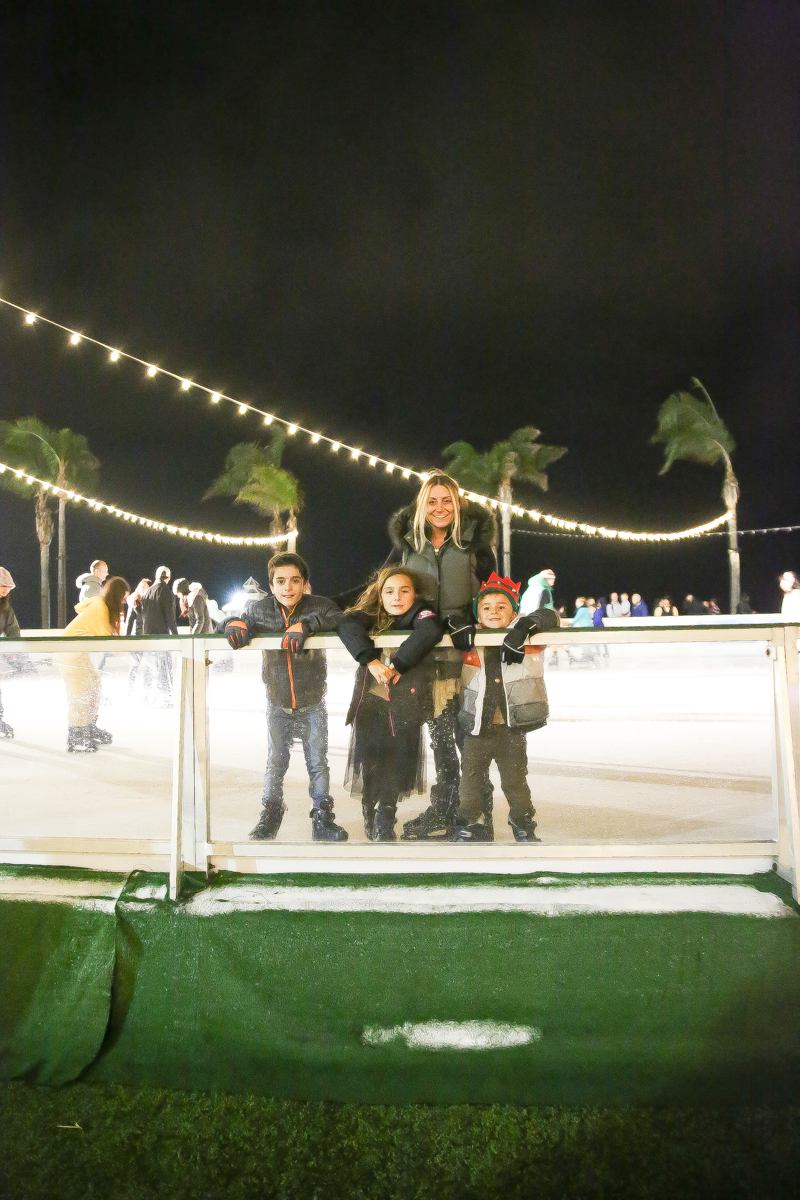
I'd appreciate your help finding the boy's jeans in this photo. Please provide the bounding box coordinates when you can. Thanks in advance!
[262,701,330,810]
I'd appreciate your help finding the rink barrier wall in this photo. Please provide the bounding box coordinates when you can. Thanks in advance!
[2,623,800,901]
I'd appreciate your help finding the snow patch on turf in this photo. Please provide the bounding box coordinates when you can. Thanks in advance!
[183,883,795,917]
[363,1020,541,1050]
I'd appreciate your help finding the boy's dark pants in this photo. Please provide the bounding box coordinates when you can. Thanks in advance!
[458,725,534,823]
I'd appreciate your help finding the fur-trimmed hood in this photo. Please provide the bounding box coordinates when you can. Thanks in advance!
[388,499,496,554]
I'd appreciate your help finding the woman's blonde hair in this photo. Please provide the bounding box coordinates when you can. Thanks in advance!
[346,566,426,634]
[412,472,464,553]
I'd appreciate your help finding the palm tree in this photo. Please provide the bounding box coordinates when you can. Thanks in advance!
[443,426,567,576]
[651,378,740,613]
[204,429,301,551]
[0,419,100,627]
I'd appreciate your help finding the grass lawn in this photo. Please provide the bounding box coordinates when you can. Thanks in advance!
[3,1080,800,1200]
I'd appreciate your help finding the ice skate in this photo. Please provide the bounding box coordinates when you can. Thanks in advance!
[373,805,397,842]
[89,724,113,745]
[67,726,98,753]
[249,802,286,841]
[509,813,540,842]
[0,720,13,739]
[454,817,494,842]
[311,800,348,842]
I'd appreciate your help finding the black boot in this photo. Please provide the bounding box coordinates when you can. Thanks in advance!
[361,799,377,840]
[311,799,348,842]
[249,802,286,840]
[67,726,97,753]
[0,720,13,739]
[402,785,457,840]
[373,804,397,842]
[89,724,113,745]
[454,817,494,843]
[509,813,540,842]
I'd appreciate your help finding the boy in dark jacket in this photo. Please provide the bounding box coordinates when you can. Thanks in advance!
[224,553,346,842]
[455,573,558,843]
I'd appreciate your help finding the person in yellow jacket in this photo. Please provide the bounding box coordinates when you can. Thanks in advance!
[61,576,129,753]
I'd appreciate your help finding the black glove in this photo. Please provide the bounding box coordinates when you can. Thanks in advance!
[447,617,475,652]
[501,623,529,664]
[224,618,251,650]
[282,621,309,653]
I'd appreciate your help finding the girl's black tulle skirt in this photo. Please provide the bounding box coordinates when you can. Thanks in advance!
[344,692,426,799]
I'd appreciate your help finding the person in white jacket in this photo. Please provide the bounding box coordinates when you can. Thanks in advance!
[779,572,800,619]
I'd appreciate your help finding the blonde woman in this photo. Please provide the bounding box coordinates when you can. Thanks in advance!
[380,472,497,839]
[61,576,129,752]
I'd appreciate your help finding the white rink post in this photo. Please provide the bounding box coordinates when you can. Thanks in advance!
[191,638,211,873]
[168,650,188,901]
[773,627,800,897]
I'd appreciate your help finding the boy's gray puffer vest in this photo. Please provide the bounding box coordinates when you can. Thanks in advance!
[459,620,549,736]
[387,501,497,624]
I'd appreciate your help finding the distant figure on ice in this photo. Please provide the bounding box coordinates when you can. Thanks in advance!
[124,578,152,697]
[454,574,558,843]
[340,567,443,841]
[224,552,347,843]
[61,577,129,752]
[520,569,555,615]
[75,559,108,604]
[630,593,649,617]
[779,571,800,619]
[141,566,177,706]
[0,567,20,739]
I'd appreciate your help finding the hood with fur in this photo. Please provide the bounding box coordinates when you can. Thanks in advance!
[388,499,496,554]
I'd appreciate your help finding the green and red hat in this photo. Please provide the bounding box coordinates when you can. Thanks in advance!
[473,572,521,617]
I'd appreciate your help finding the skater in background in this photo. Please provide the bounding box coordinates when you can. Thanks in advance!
[186,581,214,634]
[141,566,177,705]
[61,576,129,752]
[124,577,151,697]
[654,596,679,617]
[224,552,346,842]
[779,572,800,619]
[340,567,443,841]
[520,569,556,615]
[75,559,108,604]
[0,567,21,739]
[454,574,558,843]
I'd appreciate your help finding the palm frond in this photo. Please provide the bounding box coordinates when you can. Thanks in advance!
[651,390,735,475]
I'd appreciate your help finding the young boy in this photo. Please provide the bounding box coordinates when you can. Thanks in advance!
[455,573,559,843]
[224,553,346,842]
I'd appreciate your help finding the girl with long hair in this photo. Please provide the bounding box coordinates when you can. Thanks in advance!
[60,575,129,752]
[339,567,443,840]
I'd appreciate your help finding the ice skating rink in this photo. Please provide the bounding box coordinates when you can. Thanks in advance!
[0,640,777,846]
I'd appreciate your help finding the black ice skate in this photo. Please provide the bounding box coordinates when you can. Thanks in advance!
[509,813,540,842]
[454,818,494,843]
[0,720,13,739]
[89,724,113,745]
[373,805,397,842]
[311,800,348,842]
[67,726,98,753]
[402,804,455,841]
[249,802,286,840]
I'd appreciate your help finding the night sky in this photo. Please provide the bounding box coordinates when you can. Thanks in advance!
[1,1,799,626]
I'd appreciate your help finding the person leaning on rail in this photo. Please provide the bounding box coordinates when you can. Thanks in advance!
[222,552,347,844]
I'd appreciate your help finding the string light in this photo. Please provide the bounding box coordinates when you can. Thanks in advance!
[180,379,192,391]
[0,294,731,542]
[109,349,120,362]
[0,459,292,547]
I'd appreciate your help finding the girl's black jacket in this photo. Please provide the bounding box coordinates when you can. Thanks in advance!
[339,601,444,726]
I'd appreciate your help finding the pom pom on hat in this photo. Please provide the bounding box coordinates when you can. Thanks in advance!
[473,572,521,617]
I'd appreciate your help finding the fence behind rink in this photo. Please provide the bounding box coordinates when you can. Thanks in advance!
[1,622,800,901]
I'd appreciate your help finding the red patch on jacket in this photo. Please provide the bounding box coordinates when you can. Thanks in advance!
[463,649,481,666]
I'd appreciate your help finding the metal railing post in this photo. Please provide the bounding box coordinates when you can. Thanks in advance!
[774,628,800,896]
[192,637,211,875]
[169,650,188,901]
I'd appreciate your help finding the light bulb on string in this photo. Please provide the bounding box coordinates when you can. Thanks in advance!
[238,404,247,415]
[211,393,220,404]
[180,379,192,391]
[24,313,36,325]
[146,365,157,377]
[331,442,340,453]
[288,424,298,435]
[311,433,320,443]
[109,349,120,362]
[264,414,273,424]
[69,332,81,346]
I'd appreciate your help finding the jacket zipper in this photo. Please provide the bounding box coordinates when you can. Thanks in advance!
[282,603,299,710]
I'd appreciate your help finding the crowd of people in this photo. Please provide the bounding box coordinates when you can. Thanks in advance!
[1,482,800,847]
